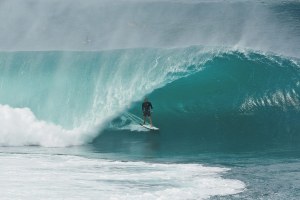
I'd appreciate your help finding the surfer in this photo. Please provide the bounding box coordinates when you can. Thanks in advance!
[142,98,153,127]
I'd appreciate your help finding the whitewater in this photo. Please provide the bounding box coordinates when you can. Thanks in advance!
[0,0,299,199]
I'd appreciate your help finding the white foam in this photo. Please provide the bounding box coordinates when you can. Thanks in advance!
[0,152,246,200]
[120,124,149,132]
[0,104,94,147]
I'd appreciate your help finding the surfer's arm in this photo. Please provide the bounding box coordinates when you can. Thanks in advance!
[142,103,145,112]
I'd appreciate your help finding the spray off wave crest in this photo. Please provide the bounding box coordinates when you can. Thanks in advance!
[0,47,218,147]
[0,0,299,58]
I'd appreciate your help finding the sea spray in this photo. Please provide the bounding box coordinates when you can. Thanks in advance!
[0,0,299,57]
[0,47,215,146]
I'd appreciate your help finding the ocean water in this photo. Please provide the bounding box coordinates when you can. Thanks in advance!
[0,0,300,199]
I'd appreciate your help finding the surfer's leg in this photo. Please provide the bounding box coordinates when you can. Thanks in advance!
[149,116,153,127]
[143,116,146,124]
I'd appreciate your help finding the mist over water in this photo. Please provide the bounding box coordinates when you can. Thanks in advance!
[0,0,299,57]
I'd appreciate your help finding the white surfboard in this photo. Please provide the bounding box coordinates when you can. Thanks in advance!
[140,123,159,131]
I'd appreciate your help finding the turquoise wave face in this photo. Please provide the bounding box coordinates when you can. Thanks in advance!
[108,51,300,153]
[149,52,300,114]
[0,48,209,128]
[0,46,299,148]
[0,47,216,146]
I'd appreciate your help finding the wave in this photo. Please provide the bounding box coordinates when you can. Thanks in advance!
[0,46,299,148]
[0,46,217,146]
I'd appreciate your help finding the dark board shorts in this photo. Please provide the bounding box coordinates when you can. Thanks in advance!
[143,110,151,117]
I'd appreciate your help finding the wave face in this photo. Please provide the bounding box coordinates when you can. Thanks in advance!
[0,46,299,148]
[111,50,300,152]
[0,47,215,146]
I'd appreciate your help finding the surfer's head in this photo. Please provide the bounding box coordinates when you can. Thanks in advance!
[144,97,148,102]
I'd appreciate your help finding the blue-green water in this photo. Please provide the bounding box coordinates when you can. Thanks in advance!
[0,0,300,199]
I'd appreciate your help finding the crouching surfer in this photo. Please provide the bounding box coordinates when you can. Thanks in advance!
[142,98,153,127]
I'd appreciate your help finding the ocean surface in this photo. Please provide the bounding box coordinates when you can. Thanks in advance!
[0,0,300,199]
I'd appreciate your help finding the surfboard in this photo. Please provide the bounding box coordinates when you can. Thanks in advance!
[140,123,159,131]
